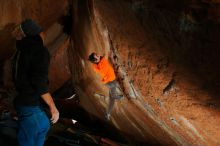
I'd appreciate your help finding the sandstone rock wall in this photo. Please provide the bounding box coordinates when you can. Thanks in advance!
[69,0,220,145]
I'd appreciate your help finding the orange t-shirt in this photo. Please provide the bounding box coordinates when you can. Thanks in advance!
[92,57,116,84]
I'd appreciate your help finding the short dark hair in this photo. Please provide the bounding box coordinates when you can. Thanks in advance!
[88,52,96,62]
[21,19,42,36]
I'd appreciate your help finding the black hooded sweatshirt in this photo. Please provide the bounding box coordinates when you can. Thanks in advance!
[13,35,50,107]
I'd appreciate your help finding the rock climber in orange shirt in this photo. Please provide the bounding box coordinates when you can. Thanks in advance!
[88,52,123,120]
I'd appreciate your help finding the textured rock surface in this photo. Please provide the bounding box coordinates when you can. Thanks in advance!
[69,0,220,145]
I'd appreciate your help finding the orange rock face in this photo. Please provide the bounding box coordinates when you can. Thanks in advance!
[69,0,220,145]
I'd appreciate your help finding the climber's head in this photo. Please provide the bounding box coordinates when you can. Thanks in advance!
[88,52,101,64]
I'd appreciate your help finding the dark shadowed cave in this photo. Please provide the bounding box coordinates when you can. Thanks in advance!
[0,0,220,146]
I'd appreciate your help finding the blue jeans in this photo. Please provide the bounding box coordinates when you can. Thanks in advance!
[16,106,50,146]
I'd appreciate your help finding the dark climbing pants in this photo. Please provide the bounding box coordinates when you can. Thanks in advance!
[106,80,122,116]
[106,80,122,100]
[16,106,50,146]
